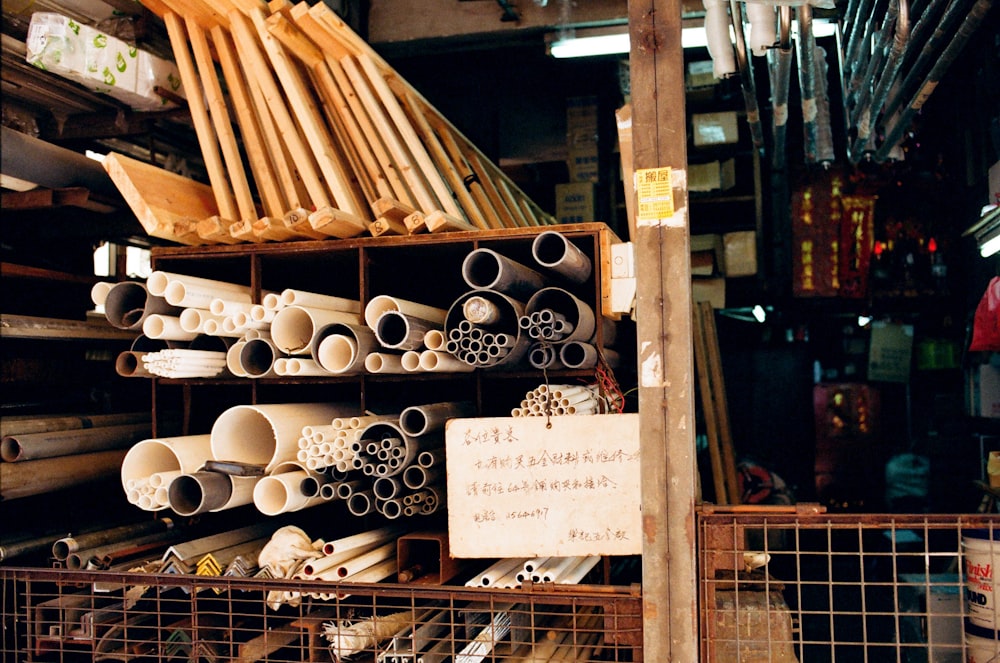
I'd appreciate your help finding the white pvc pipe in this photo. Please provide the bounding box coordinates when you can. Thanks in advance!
[239,338,282,378]
[253,469,325,515]
[211,402,356,472]
[423,329,447,351]
[249,305,276,323]
[555,555,602,584]
[399,401,475,436]
[363,294,447,328]
[147,271,248,297]
[281,289,361,314]
[531,231,593,283]
[312,322,377,373]
[401,351,422,372]
[90,281,113,307]
[335,541,396,578]
[374,310,441,350]
[163,279,252,310]
[273,357,293,376]
[304,539,385,577]
[462,294,502,325]
[364,352,407,374]
[468,557,531,587]
[320,524,405,556]
[226,340,249,377]
[418,350,476,373]
[536,556,579,583]
[179,308,227,334]
[209,298,256,316]
[143,314,199,341]
[346,489,374,516]
[285,357,334,377]
[271,305,360,355]
[120,434,213,489]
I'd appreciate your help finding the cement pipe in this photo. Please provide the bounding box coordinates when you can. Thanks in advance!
[525,288,596,344]
[272,305,361,355]
[239,337,282,378]
[253,469,325,515]
[104,282,181,331]
[364,352,407,374]
[211,402,356,472]
[375,310,441,351]
[702,0,737,78]
[147,271,249,298]
[364,294,448,328]
[180,308,228,335]
[1,422,151,463]
[461,248,548,298]
[91,281,114,308]
[281,288,361,314]
[531,231,593,284]
[52,518,175,561]
[401,351,423,372]
[423,329,447,351]
[1,411,151,438]
[399,401,475,436]
[418,350,476,373]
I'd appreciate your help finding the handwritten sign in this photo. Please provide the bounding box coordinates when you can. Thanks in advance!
[445,414,641,558]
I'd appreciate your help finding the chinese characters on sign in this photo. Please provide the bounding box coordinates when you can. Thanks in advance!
[445,414,641,558]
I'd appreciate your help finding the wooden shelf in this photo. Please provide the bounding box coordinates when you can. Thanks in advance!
[0,314,135,341]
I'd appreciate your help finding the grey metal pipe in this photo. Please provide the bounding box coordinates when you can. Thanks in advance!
[104,282,181,331]
[795,5,820,163]
[729,0,765,150]
[375,310,441,351]
[846,0,900,116]
[167,471,234,516]
[531,231,593,283]
[813,45,837,164]
[876,0,994,161]
[768,7,794,170]
[461,248,548,298]
[399,401,475,436]
[52,518,175,561]
[0,126,123,200]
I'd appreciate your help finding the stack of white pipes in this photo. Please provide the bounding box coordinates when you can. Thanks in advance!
[511,383,606,417]
[464,555,601,589]
[292,524,405,600]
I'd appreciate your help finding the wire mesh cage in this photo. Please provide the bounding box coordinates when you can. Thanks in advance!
[1,568,642,662]
[698,509,999,663]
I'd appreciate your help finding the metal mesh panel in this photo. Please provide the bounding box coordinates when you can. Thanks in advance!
[699,511,999,663]
[1,568,641,662]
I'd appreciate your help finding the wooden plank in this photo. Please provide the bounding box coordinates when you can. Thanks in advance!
[281,207,327,240]
[1,314,137,341]
[227,9,331,211]
[368,216,408,237]
[466,150,518,229]
[247,7,367,220]
[425,210,477,233]
[308,206,368,239]
[187,17,258,223]
[370,197,417,224]
[212,25,287,218]
[162,12,238,224]
[339,54,437,214]
[252,217,303,241]
[356,54,463,219]
[700,301,741,504]
[196,215,244,244]
[495,177,531,227]
[692,302,729,505]
[228,219,266,243]
[102,152,217,245]
[430,123,504,230]
[403,210,427,234]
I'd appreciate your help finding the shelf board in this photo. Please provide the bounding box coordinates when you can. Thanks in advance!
[0,314,135,341]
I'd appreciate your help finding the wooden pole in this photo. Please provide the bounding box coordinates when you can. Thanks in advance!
[629,0,698,660]
[693,302,729,504]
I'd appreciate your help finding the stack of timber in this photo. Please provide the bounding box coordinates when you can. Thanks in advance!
[104,0,555,245]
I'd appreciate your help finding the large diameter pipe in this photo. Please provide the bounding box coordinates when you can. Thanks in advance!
[399,401,475,437]
[461,248,548,297]
[363,294,448,328]
[167,471,234,516]
[120,434,214,489]
[374,310,442,351]
[525,288,597,343]
[239,337,282,378]
[104,282,180,331]
[0,411,151,438]
[531,231,593,283]
[211,402,356,472]
[253,469,325,515]
[52,518,175,561]
[356,421,416,477]
[311,322,377,373]
[271,305,360,355]
[1,423,151,463]
[227,340,249,377]
[1,449,127,500]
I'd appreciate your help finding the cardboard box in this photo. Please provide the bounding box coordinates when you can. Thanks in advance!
[689,158,736,192]
[692,111,739,147]
[723,230,757,277]
[555,182,595,225]
[692,277,725,309]
[867,321,914,383]
[686,60,716,89]
[567,96,599,182]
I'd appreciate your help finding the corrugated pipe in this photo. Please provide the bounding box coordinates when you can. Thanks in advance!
[875,0,993,161]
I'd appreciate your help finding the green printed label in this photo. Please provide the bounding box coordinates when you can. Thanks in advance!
[103,66,115,85]
[116,52,126,72]
[94,34,107,48]
[168,72,181,91]
[128,45,137,57]
[68,20,80,35]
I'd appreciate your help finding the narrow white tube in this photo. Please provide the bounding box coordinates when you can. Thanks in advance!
[211,402,357,472]
[250,305,276,323]
[210,298,255,316]
[363,294,447,328]
[143,315,199,341]
[147,271,248,297]
[285,358,334,377]
[281,289,361,314]
[423,329,447,351]
[163,279,252,310]
[271,306,360,355]
[335,541,396,578]
[262,292,283,311]
[531,231,593,283]
[418,350,476,373]
[364,352,407,374]
[273,357,292,376]
[554,555,602,584]
[303,539,385,577]
[537,556,579,583]
[401,351,422,372]
[179,308,226,334]
[467,557,531,587]
[91,281,113,307]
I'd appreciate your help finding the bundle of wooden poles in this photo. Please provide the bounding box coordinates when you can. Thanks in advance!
[106,0,555,245]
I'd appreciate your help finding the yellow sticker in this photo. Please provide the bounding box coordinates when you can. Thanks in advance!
[635,167,673,221]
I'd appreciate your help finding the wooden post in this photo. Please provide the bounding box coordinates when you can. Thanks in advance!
[629,1,698,661]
